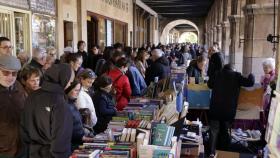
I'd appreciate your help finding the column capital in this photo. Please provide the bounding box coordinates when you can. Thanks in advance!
[215,25,222,29]
[221,21,230,27]
[228,15,244,23]
[243,3,279,15]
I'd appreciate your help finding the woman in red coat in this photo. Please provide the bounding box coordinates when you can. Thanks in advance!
[106,57,131,111]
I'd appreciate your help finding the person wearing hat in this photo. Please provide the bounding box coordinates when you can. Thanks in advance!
[92,75,117,134]
[145,49,171,86]
[77,69,98,128]
[0,55,27,157]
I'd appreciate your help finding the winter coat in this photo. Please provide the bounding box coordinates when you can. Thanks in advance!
[145,56,171,86]
[207,52,224,78]
[88,53,103,71]
[127,66,147,96]
[175,51,185,66]
[67,98,84,145]
[92,90,116,134]
[187,63,203,84]
[207,67,255,121]
[28,59,43,74]
[100,59,115,75]
[106,68,132,111]
[76,87,98,127]
[0,81,26,157]
[78,50,89,69]
[21,64,73,158]
[95,58,106,76]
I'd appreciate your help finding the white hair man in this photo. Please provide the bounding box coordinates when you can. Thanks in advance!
[28,47,47,75]
[145,49,171,86]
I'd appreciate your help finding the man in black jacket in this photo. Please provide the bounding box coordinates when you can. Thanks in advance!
[207,64,255,158]
[77,40,89,69]
[145,49,171,86]
[207,46,224,79]
[21,64,74,158]
[28,47,47,76]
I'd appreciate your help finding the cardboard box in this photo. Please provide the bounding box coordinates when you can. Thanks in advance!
[216,150,239,158]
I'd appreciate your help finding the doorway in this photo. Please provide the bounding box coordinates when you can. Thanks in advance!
[63,21,73,48]
[87,16,98,52]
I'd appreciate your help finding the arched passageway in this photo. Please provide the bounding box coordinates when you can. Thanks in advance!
[160,19,199,44]
[179,32,198,43]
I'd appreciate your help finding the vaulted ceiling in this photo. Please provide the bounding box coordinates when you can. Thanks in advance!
[142,0,214,19]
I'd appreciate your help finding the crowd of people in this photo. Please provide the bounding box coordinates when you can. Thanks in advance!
[0,36,277,158]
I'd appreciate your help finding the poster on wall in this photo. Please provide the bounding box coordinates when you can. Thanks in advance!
[30,0,56,15]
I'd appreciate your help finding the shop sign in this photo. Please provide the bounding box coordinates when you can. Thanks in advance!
[101,0,129,12]
[0,0,29,9]
[30,0,56,15]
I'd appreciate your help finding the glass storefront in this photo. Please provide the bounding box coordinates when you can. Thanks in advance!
[32,14,56,48]
[0,6,31,55]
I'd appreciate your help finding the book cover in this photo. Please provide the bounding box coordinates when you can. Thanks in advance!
[153,149,171,158]
[152,124,169,146]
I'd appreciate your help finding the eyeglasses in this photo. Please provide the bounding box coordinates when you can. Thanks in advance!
[0,69,17,77]
[0,46,13,50]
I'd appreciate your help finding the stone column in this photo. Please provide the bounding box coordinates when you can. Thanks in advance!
[228,0,245,72]
[216,25,222,48]
[228,15,244,72]
[243,1,277,81]
[221,0,231,63]
[221,21,230,63]
[211,28,215,45]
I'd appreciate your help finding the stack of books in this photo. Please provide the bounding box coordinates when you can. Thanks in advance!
[180,120,204,157]
[120,128,137,143]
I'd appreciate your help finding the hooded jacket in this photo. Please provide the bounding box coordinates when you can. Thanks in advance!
[207,66,255,121]
[21,64,73,158]
[0,81,26,157]
[145,56,171,86]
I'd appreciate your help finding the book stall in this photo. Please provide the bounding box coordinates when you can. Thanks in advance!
[70,66,206,158]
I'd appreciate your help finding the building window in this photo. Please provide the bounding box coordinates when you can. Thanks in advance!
[32,14,56,48]
[106,19,113,46]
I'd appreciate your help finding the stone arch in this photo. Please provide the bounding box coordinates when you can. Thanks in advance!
[160,19,200,44]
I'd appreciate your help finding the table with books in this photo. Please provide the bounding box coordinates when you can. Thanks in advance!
[70,66,208,158]
[69,94,207,158]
